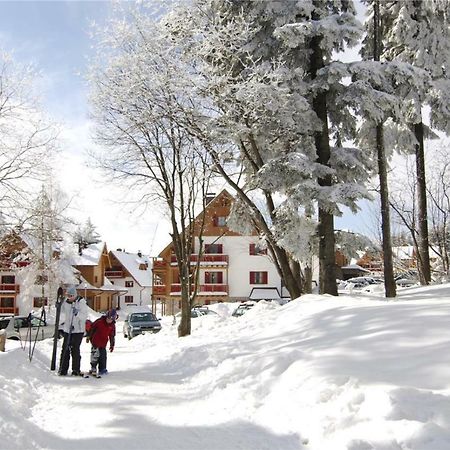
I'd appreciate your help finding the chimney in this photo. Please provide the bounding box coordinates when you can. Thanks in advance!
[205,192,215,205]
[137,250,142,257]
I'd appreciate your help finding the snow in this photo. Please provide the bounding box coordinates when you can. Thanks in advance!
[3,284,450,449]
[110,250,152,287]
[70,242,106,266]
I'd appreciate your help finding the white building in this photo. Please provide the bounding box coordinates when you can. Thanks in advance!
[107,250,152,309]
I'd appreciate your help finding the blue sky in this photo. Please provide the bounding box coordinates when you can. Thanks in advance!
[0,1,166,253]
[0,1,114,123]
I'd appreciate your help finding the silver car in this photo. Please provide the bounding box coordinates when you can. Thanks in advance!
[0,315,55,341]
[123,312,162,340]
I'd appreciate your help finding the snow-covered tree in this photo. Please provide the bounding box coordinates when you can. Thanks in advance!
[335,230,378,262]
[375,1,450,284]
[73,218,101,255]
[163,0,375,296]
[18,180,75,315]
[0,51,58,219]
[89,12,214,337]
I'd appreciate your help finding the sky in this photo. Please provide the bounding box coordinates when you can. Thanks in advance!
[3,282,450,449]
[0,1,171,255]
[0,0,375,255]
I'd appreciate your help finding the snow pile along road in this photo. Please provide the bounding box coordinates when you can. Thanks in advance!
[2,284,450,449]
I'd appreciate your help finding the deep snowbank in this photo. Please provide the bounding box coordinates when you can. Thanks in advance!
[2,284,450,449]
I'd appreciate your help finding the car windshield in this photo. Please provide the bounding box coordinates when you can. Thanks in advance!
[130,313,155,322]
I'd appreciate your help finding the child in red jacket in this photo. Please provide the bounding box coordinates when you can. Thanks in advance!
[88,309,117,376]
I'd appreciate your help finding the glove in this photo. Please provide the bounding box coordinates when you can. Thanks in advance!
[109,346,114,353]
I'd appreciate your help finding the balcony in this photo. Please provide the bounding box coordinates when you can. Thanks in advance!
[169,284,228,295]
[0,284,20,293]
[170,254,229,266]
[152,285,166,295]
[153,259,167,270]
[199,284,228,295]
[105,270,124,278]
[0,306,18,315]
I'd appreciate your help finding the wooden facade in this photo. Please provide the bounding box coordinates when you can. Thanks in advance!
[151,190,268,315]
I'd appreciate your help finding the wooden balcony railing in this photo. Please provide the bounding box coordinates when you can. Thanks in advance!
[0,306,18,315]
[170,284,228,294]
[153,260,167,270]
[0,284,20,293]
[104,270,124,278]
[199,284,228,293]
[170,254,229,264]
[152,285,166,295]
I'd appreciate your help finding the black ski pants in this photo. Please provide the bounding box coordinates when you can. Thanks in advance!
[59,332,84,375]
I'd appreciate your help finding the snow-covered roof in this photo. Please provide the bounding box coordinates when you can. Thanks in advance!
[111,250,153,287]
[75,275,128,294]
[341,264,370,273]
[71,242,106,266]
[249,287,281,300]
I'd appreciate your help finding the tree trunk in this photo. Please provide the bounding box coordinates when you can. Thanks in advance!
[310,33,337,296]
[376,124,397,297]
[414,121,431,284]
[374,0,396,298]
[177,262,191,337]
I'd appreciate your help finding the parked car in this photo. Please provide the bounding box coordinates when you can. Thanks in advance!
[0,315,54,341]
[175,306,219,319]
[123,311,162,340]
[396,278,419,287]
[191,306,218,317]
[232,301,255,317]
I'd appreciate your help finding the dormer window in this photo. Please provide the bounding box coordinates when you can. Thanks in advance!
[213,216,227,227]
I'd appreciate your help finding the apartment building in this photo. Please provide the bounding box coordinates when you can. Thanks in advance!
[151,190,286,316]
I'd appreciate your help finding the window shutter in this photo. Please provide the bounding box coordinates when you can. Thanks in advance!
[213,216,218,226]
[263,272,268,284]
[218,272,223,284]
[250,272,255,284]
[218,244,223,254]
[249,244,255,255]
[205,244,211,254]
[205,272,211,283]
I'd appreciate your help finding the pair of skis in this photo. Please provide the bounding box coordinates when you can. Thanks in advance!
[50,287,103,379]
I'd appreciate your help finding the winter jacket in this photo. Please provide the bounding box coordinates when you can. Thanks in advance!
[90,316,116,349]
[60,296,88,334]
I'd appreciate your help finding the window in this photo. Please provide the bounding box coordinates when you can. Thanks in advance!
[125,280,134,288]
[249,271,268,284]
[0,297,14,308]
[124,295,134,303]
[33,297,48,308]
[212,216,227,227]
[205,243,223,254]
[205,272,223,284]
[249,244,268,256]
[1,275,15,284]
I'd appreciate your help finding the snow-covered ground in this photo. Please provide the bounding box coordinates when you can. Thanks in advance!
[2,284,450,450]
